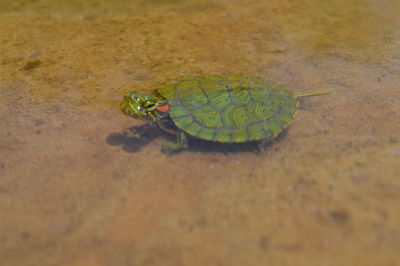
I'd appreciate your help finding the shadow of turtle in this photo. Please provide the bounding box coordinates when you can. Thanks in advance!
[188,139,261,154]
[188,130,287,154]
[106,123,166,153]
[107,123,287,154]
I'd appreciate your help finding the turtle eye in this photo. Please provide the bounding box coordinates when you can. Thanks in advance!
[142,101,156,109]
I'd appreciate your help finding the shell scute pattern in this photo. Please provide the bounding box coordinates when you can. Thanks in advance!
[202,82,232,111]
[192,105,223,128]
[223,105,250,127]
[231,87,252,106]
[157,74,298,143]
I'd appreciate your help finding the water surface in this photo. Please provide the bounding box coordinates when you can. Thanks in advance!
[0,0,399,265]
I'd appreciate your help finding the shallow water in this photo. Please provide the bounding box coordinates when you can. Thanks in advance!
[1,0,399,265]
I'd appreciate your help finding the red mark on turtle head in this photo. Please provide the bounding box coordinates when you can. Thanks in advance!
[156,104,169,112]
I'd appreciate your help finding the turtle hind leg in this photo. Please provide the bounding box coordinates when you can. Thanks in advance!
[257,137,273,151]
[161,130,188,154]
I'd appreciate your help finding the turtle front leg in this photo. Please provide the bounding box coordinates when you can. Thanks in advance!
[161,130,188,154]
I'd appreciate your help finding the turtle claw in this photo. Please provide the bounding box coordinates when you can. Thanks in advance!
[161,142,183,154]
[256,138,273,152]
[161,131,188,154]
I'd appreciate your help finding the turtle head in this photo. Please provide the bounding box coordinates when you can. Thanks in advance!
[120,91,167,121]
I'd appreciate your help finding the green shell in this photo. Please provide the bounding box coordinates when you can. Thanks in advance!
[157,74,298,143]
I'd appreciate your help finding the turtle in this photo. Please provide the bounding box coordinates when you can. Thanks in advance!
[120,74,329,153]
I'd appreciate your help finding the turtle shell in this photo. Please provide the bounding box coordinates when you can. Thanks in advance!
[157,74,298,143]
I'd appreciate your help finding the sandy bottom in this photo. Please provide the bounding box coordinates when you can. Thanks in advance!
[0,0,399,265]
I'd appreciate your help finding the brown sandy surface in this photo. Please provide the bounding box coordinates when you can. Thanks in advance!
[1,0,400,265]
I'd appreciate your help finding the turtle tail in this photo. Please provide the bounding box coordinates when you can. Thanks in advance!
[294,91,331,99]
